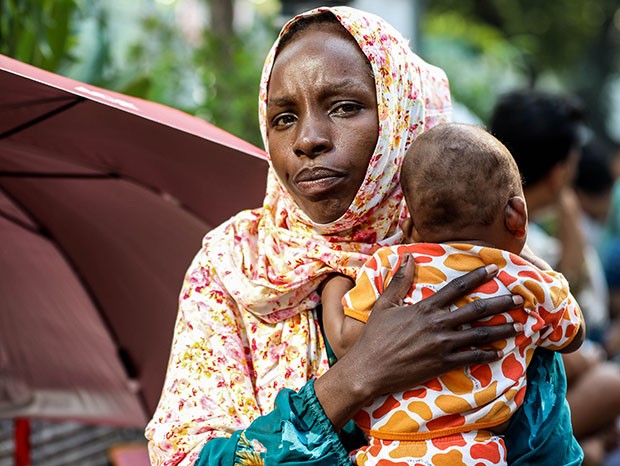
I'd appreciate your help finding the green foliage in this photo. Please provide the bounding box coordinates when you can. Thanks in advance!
[6,0,620,143]
[421,0,620,140]
[196,19,275,148]
[0,0,78,71]
[421,11,526,120]
[111,9,199,112]
[424,0,612,75]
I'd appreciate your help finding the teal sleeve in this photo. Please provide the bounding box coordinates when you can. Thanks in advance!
[195,380,357,465]
[505,349,583,465]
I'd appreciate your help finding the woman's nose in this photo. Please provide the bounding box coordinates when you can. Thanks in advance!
[293,117,332,157]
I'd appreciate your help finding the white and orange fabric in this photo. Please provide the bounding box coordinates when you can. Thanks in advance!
[343,242,582,466]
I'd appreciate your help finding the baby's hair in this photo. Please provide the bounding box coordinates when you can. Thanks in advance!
[401,123,523,236]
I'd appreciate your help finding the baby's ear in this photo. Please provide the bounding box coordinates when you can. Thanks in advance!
[505,196,528,239]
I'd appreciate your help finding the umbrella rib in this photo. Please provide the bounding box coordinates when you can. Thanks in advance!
[0,206,43,236]
[1,95,77,110]
[0,97,86,140]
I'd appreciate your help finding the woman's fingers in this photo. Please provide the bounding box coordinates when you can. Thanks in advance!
[447,294,524,328]
[373,254,415,312]
[446,323,519,352]
[422,264,499,309]
[443,347,508,369]
[354,261,525,400]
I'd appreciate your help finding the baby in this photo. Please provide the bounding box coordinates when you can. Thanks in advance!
[321,123,585,466]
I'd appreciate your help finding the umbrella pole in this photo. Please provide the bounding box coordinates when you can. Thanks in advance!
[14,418,31,466]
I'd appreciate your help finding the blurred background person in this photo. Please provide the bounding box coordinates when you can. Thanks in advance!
[574,141,620,358]
[573,141,615,344]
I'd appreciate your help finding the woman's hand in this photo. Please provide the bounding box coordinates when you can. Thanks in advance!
[314,254,523,430]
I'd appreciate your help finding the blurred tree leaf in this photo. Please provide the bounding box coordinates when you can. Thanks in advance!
[421,0,620,142]
[0,0,78,71]
[193,0,275,147]
[421,11,526,120]
[197,26,268,147]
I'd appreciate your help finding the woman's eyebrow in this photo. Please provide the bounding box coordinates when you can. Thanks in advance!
[324,79,366,94]
[267,96,294,108]
[268,79,370,108]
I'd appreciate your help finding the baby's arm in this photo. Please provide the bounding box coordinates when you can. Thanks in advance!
[321,274,365,359]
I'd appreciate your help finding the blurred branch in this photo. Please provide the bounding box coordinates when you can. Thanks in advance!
[208,0,234,38]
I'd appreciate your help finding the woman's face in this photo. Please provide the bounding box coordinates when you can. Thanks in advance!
[266,25,379,224]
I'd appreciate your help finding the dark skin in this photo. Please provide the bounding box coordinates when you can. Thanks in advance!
[267,24,523,432]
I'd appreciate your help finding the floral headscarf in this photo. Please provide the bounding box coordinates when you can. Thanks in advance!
[204,6,451,323]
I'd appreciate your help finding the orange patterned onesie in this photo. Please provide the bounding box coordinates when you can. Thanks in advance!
[343,243,582,466]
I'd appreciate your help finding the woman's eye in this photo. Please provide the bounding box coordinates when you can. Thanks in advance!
[272,114,296,127]
[331,103,362,116]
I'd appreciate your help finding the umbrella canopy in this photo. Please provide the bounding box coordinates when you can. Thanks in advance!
[0,54,268,426]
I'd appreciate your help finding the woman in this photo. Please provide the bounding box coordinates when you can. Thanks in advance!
[146,7,582,465]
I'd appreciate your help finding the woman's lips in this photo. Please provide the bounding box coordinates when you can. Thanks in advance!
[293,167,345,197]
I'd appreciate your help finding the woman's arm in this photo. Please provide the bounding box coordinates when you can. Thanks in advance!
[196,381,355,465]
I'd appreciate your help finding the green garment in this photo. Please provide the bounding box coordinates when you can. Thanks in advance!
[505,348,583,465]
[196,381,353,465]
[196,347,582,465]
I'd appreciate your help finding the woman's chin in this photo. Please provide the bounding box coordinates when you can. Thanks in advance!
[301,202,348,224]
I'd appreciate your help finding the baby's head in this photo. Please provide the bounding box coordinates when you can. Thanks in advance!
[401,123,527,254]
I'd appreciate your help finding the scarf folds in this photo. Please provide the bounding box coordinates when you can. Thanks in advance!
[205,6,452,323]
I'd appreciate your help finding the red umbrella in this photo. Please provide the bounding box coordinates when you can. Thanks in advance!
[0,53,268,452]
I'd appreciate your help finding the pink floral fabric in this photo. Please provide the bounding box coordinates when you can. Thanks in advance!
[146,6,451,465]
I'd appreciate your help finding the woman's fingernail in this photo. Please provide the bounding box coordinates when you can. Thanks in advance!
[496,349,504,359]
[512,295,524,305]
[485,264,498,275]
[513,322,523,332]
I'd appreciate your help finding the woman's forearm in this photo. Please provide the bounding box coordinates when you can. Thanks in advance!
[314,350,375,430]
